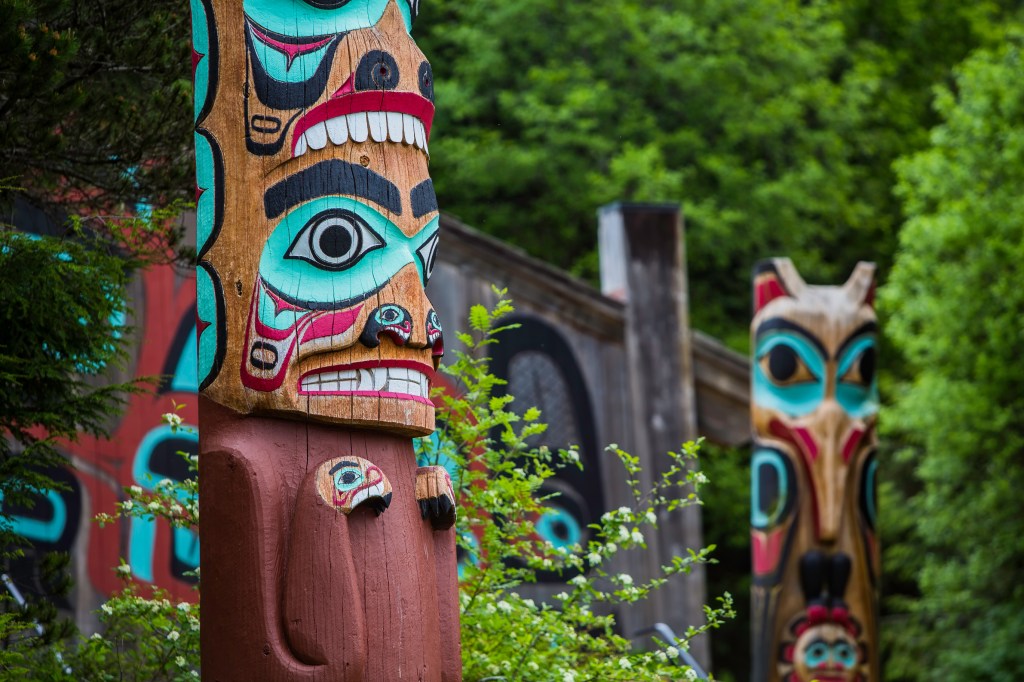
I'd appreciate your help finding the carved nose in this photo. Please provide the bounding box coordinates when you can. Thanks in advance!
[814,400,851,544]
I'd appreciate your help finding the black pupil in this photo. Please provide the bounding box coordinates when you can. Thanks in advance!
[551,520,570,542]
[383,309,399,322]
[858,347,876,385]
[318,222,354,260]
[341,471,357,484]
[768,345,798,381]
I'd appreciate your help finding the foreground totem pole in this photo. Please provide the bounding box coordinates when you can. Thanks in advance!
[750,259,879,682]
[191,0,460,678]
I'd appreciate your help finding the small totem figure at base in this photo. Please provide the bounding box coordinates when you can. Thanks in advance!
[192,0,461,679]
[750,258,879,682]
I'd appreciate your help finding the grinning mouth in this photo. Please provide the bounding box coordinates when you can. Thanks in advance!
[299,361,432,403]
[292,91,434,158]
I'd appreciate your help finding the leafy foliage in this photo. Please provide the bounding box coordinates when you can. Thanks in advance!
[428,290,734,680]
[0,0,193,212]
[415,0,1012,347]
[880,31,1024,681]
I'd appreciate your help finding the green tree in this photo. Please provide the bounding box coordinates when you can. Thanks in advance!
[416,0,1014,348]
[0,0,192,212]
[881,30,1024,681]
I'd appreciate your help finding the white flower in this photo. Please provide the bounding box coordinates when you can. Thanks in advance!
[188,616,200,631]
[484,603,496,614]
[617,506,631,516]
[655,650,668,662]
[631,529,644,543]
[684,668,699,681]
[587,552,602,566]
[565,450,579,463]
[496,600,512,614]
[666,646,679,658]
[527,662,539,671]
[122,500,134,511]
[555,592,569,601]
[90,632,103,640]
[170,504,183,514]
[162,412,183,428]
[147,501,161,511]
[617,573,634,586]
[158,478,174,489]
[116,564,132,576]
[604,542,618,554]
[130,485,143,495]
[617,525,631,542]
[568,574,587,586]
[693,471,708,485]
[177,602,190,612]
[523,598,536,610]
[562,672,576,682]
[645,510,657,524]
[101,603,113,615]
[190,672,199,678]
[618,657,632,670]
[167,630,180,642]
[176,655,188,668]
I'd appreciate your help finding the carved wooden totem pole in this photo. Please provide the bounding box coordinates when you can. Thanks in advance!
[191,0,459,678]
[750,259,879,682]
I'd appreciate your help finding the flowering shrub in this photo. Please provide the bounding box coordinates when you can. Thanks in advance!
[427,291,734,681]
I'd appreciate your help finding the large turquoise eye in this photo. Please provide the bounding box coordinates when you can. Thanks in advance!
[837,334,879,419]
[753,328,826,417]
[536,504,583,550]
[285,209,384,271]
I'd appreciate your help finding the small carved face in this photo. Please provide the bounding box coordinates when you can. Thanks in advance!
[792,623,861,682]
[314,456,392,515]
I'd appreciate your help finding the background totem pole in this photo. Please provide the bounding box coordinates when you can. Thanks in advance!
[191,0,460,678]
[750,259,879,682]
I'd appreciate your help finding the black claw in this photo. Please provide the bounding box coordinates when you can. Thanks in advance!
[429,496,440,518]
[419,500,429,519]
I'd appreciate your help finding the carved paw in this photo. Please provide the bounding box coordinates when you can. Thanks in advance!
[416,466,456,530]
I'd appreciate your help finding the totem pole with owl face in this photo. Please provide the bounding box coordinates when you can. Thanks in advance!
[750,259,880,682]
[191,0,459,678]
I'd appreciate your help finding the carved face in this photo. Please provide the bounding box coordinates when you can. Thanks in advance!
[791,623,862,682]
[751,258,878,576]
[749,258,880,682]
[194,0,442,434]
[314,456,393,515]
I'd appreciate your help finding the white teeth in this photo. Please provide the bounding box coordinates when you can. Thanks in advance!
[413,119,425,150]
[292,112,430,157]
[403,114,417,145]
[306,122,328,150]
[326,116,349,145]
[348,112,369,142]
[301,367,430,399]
[368,111,388,142]
[386,112,404,143]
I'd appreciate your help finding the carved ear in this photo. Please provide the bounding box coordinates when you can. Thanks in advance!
[844,261,877,308]
[753,258,805,314]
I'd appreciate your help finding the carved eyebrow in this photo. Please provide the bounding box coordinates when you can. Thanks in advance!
[836,322,878,359]
[264,160,402,219]
[410,179,437,218]
[754,318,827,359]
[328,460,361,475]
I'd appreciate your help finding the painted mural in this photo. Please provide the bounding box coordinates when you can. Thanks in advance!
[1,262,200,606]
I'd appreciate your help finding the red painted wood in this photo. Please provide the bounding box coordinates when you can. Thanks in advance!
[200,397,459,681]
